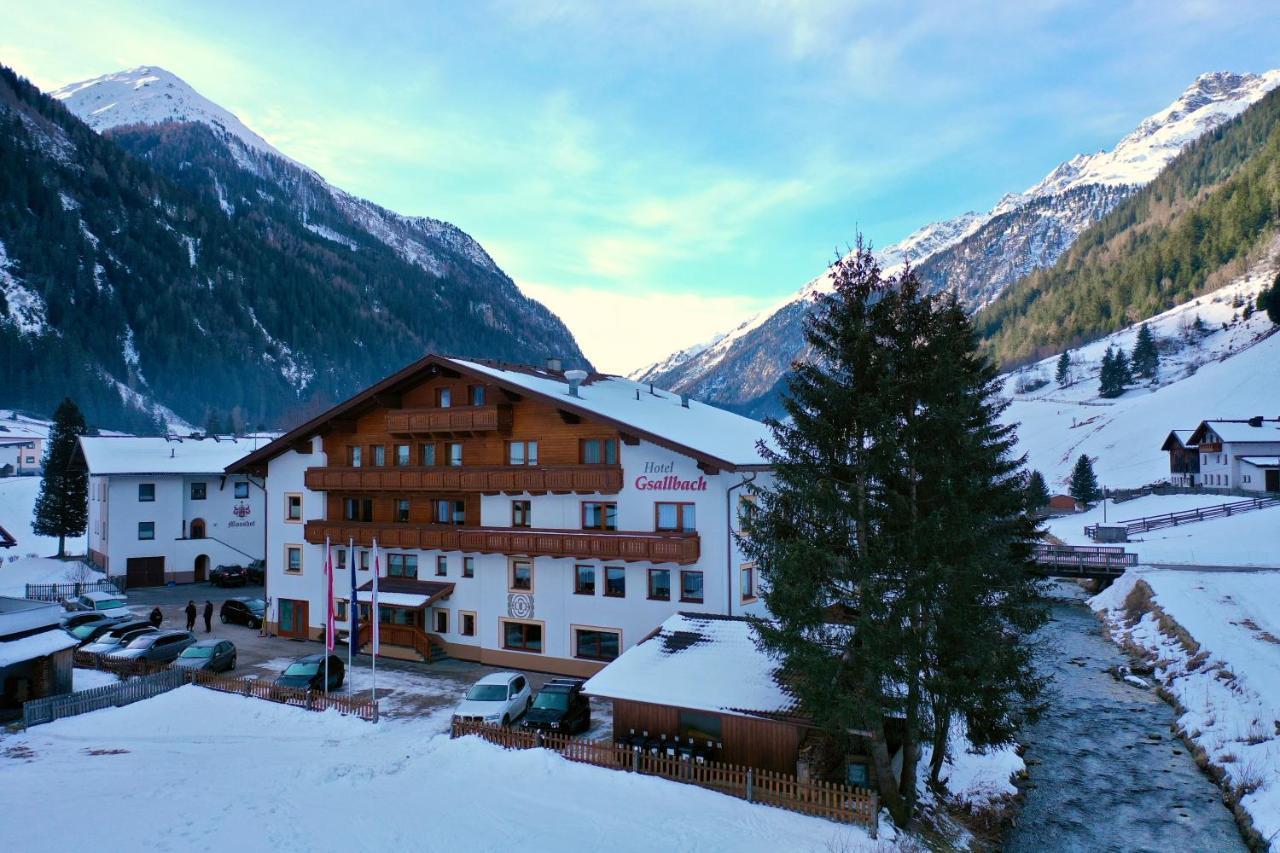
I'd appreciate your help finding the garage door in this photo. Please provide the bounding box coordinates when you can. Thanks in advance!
[125,556,166,588]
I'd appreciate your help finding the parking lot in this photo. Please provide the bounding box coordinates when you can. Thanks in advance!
[118,582,613,736]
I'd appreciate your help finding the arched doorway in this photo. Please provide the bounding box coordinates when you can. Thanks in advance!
[194,554,210,583]
[190,518,206,539]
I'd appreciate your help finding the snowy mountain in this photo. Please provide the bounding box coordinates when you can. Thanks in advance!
[634,70,1280,417]
[0,64,587,433]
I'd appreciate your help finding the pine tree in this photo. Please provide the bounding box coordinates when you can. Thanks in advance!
[743,243,1044,826]
[1098,346,1131,398]
[32,397,89,557]
[1055,350,1071,387]
[1068,454,1101,505]
[1024,469,1050,511]
[1264,275,1280,325]
[1131,323,1158,379]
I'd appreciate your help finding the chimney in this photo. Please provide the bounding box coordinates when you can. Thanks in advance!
[545,356,562,372]
[565,369,588,397]
[680,393,690,408]
[170,448,175,458]
[1248,415,1263,427]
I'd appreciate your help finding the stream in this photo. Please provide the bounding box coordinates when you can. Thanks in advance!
[1003,598,1245,852]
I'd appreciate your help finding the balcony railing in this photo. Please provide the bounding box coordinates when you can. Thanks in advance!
[305,520,700,564]
[385,405,512,435]
[304,465,624,495]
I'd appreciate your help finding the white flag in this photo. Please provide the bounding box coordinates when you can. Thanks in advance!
[371,538,380,657]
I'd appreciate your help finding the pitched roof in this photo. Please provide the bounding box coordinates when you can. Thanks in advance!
[76,435,274,475]
[1188,419,1280,445]
[1160,430,1196,451]
[228,354,775,474]
[582,612,797,719]
[351,577,454,608]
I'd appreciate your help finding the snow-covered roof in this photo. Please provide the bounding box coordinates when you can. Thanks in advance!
[1239,456,1280,468]
[77,436,271,475]
[1191,419,1280,445]
[454,359,774,468]
[0,626,78,667]
[583,612,796,719]
[354,591,429,608]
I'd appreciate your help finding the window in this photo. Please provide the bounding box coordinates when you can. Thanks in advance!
[345,498,373,523]
[372,445,386,467]
[436,555,448,577]
[575,565,596,595]
[582,502,618,531]
[507,440,539,466]
[335,600,348,621]
[502,620,543,653]
[510,559,533,592]
[460,611,476,637]
[680,570,704,603]
[463,556,475,578]
[359,550,370,572]
[137,521,155,540]
[447,442,463,466]
[434,499,466,525]
[741,563,756,601]
[580,438,618,465]
[436,387,452,408]
[387,554,418,579]
[575,628,620,661]
[286,546,303,574]
[738,494,757,527]
[138,483,155,502]
[395,499,411,523]
[285,493,303,522]
[336,549,347,571]
[604,566,625,598]
[349,445,363,467]
[433,608,449,634]
[655,502,696,531]
[395,444,411,466]
[647,569,671,600]
[679,709,722,743]
[421,443,438,466]
[511,500,532,528]
[234,481,250,499]
[190,482,207,501]
[468,385,486,406]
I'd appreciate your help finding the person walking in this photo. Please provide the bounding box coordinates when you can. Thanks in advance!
[185,600,197,632]
[148,606,163,629]
[203,600,214,633]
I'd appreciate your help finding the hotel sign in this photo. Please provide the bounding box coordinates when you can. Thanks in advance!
[633,460,707,492]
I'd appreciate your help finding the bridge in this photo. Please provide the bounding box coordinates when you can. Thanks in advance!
[1031,543,1137,581]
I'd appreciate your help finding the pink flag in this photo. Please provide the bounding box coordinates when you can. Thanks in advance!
[371,539,380,657]
[324,537,336,651]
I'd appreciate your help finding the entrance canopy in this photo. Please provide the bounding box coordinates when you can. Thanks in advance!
[353,577,453,609]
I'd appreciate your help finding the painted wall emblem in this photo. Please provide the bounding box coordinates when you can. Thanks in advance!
[233,502,252,518]
[507,593,534,619]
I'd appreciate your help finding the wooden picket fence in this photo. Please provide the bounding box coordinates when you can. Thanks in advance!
[23,669,187,728]
[451,720,877,832]
[25,577,123,602]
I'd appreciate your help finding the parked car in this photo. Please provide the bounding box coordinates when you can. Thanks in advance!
[174,639,237,672]
[220,597,266,629]
[64,591,130,618]
[65,615,129,645]
[520,678,591,734]
[106,629,197,663]
[453,672,532,727]
[209,564,248,587]
[245,559,265,584]
[274,653,344,692]
[82,625,157,655]
[61,610,114,629]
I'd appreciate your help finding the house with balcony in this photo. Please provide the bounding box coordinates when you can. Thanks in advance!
[228,354,773,677]
[1185,417,1280,492]
[1160,430,1200,487]
[75,436,269,587]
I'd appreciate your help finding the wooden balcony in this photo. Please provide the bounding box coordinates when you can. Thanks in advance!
[385,405,512,436]
[305,521,700,564]
[304,465,623,495]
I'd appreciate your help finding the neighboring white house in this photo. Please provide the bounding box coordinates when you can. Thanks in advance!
[76,436,269,588]
[228,354,773,677]
[1186,418,1280,493]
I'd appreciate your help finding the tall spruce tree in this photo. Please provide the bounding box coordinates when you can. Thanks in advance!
[1024,470,1050,511]
[1055,350,1071,387]
[1131,323,1158,379]
[742,243,1044,826]
[1068,454,1101,505]
[1264,274,1280,324]
[32,397,89,557]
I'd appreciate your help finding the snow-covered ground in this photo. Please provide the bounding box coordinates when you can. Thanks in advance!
[72,668,119,691]
[0,472,86,558]
[1092,570,1280,846]
[1002,266,1280,490]
[0,686,886,852]
[1046,494,1280,568]
[0,557,94,597]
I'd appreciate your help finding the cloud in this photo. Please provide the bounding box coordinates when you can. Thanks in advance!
[519,281,773,374]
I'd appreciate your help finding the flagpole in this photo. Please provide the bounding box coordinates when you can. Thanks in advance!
[348,537,356,681]
[324,537,331,692]
[371,537,379,709]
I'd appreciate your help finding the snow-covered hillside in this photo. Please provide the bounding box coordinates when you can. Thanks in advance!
[1002,266,1280,490]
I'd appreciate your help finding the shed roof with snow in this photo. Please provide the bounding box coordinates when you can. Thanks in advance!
[583,612,797,719]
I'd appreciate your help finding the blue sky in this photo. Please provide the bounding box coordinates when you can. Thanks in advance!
[5,1,1280,372]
